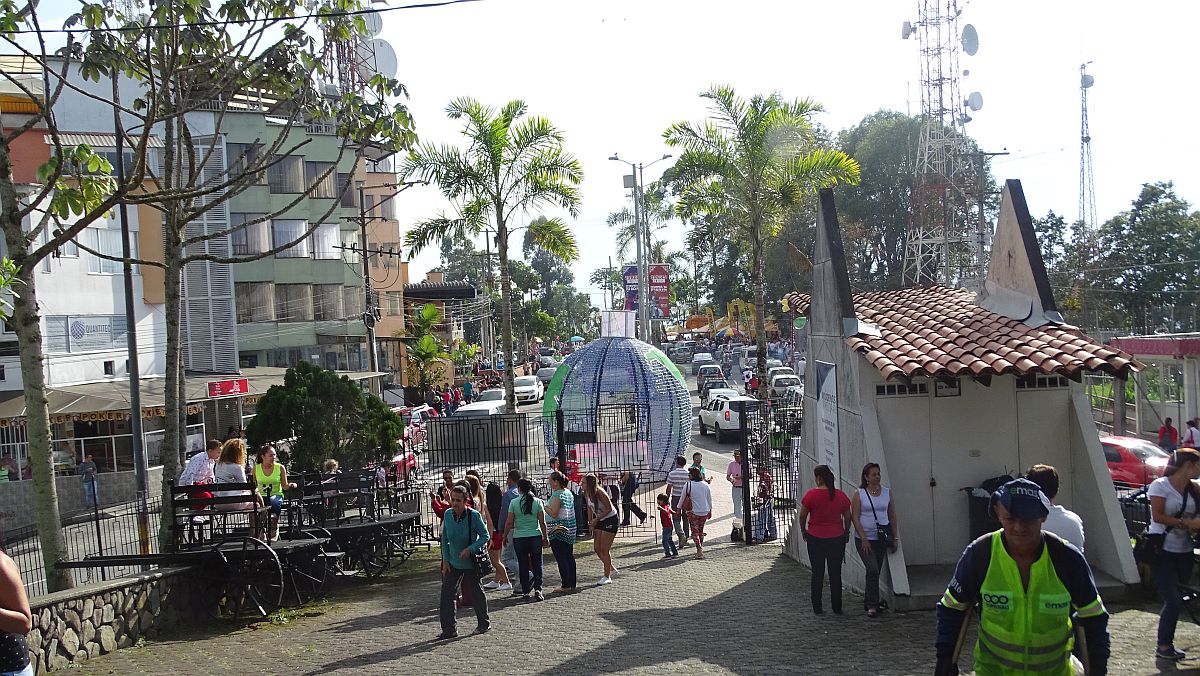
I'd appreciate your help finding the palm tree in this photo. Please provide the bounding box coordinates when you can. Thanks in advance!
[665,85,860,397]
[606,182,674,261]
[403,98,582,411]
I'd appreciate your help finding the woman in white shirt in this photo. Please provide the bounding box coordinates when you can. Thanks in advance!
[1148,448,1200,661]
[684,467,713,560]
[213,439,261,512]
[850,462,898,618]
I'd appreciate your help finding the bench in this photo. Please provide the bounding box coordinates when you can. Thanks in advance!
[169,480,270,548]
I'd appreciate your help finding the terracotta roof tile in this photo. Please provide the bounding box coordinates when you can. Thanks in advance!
[783,286,1141,382]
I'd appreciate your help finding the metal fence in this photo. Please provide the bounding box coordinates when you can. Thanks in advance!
[739,399,802,546]
[4,496,162,599]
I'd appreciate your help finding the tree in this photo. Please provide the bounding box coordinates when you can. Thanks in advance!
[344,394,404,470]
[247,361,366,472]
[436,234,487,287]
[406,334,450,398]
[403,99,582,411]
[590,266,623,309]
[666,86,860,396]
[605,181,674,261]
[522,216,574,309]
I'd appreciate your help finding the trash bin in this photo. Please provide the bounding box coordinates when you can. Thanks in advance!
[963,475,1013,539]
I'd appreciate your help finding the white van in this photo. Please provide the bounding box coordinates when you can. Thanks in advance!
[455,399,508,417]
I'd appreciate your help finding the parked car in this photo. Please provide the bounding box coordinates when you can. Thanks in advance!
[1101,435,1169,488]
[536,366,558,386]
[455,399,508,416]
[691,352,716,375]
[765,358,783,370]
[475,388,507,402]
[537,355,557,368]
[513,375,545,404]
[538,347,557,357]
[695,364,724,392]
[767,366,795,382]
[698,395,758,443]
[701,384,738,406]
[768,374,803,398]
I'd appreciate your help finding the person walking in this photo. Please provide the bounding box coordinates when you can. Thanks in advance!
[935,478,1110,676]
[253,445,296,541]
[482,483,513,592]
[656,494,678,559]
[1160,417,1180,452]
[584,473,619,585]
[437,486,491,639]
[1183,419,1200,448]
[544,471,577,593]
[727,450,745,542]
[684,467,713,559]
[504,479,549,601]
[78,453,99,508]
[0,545,32,676]
[754,465,778,542]
[665,456,691,546]
[690,452,713,484]
[1025,463,1084,552]
[1147,448,1200,661]
[490,470,520,587]
[850,462,898,618]
[798,464,851,614]
[618,470,646,526]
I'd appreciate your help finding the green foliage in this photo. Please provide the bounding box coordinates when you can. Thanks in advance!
[528,309,556,337]
[344,393,404,470]
[406,334,449,395]
[406,303,443,339]
[37,146,116,219]
[0,258,22,319]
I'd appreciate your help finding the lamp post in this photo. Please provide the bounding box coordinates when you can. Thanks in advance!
[609,153,671,342]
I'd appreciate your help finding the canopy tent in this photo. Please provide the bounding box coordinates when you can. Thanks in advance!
[569,335,584,343]
[714,326,746,338]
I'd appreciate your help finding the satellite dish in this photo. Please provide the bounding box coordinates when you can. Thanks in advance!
[1081,74,1095,89]
[901,21,914,39]
[369,39,398,79]
[362,10,383,37]
[961,24,979,56]
[966,92,983,111]
[958,112,972,125]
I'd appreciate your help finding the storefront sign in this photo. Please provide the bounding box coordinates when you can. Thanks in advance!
[0,418,24,428]
[77,411,127,422]
[815,361,839,478]
[243,395,260,406]
[141,404,203,418]
[207,378,249,398]
[44,315,128,354]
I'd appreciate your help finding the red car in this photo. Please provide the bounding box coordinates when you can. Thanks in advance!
[1100,435,1169,488]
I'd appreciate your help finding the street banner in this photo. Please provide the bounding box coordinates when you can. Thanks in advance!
[648,263,670,319]
[623,265,639,311]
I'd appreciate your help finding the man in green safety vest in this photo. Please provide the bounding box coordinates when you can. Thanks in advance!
[934,478,1109,675]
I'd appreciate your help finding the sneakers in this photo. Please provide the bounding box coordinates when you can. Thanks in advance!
[1156,646,1186,660]
[533,590,544,601]
[482,580,501,590]
[597,576,611,586]
[496,582,513,592]
[511,587,524,596]
[435,631,459,640]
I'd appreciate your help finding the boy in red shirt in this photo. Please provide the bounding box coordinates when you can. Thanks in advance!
[657,494,679,559]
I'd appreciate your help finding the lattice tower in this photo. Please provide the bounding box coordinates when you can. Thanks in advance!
[1078,63,1097,231]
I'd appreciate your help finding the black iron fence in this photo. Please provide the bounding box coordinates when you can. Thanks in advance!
[3,496,162,599]
[739,398,802,546]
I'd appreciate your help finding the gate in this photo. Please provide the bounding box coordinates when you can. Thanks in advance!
[739,399,801,545]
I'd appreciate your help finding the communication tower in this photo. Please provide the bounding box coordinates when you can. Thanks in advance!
[900,1,987,289]
[322,8,398,96]
[1078,63,1097,231]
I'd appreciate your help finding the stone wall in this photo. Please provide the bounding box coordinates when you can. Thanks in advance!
[0,466,164,532]
[28,566,209,672]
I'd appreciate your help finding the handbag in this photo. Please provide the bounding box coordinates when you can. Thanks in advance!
[1135,482,1193,565]
[680,482,692,514]
[466,510,494,575]
[866,489,893,548]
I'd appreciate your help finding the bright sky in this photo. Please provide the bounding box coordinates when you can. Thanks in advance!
[380,0,1199,305]
[23,0,1200,307]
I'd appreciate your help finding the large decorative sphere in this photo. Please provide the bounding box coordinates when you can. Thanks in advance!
[542,337,692,478]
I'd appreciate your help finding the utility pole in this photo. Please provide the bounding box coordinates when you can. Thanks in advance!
[631,169,649,341]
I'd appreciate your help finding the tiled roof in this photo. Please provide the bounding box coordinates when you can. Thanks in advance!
[403,281,478,299]
[784,286,1138,382]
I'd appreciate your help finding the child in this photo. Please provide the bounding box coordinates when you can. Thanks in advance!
[657,494,679,559]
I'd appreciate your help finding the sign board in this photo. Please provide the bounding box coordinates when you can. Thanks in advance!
[814,361,839,478]
[648,263,670,319]
[207,378,249,398]
[45,315,129,354]
[622,265,639,311]
[601,310,636,338]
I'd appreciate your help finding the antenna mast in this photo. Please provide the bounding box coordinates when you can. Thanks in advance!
[900,1,987,289]
[1078,63,1097,231]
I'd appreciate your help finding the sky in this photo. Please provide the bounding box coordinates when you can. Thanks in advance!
[25,0,1200,307]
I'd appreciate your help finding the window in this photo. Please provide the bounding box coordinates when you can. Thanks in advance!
[1101,444,1122,463]
[380,242,401,269]
[272,219,310,258]
[365,193,377,216]
[275,284,313,322]
[226,143,265,184]
[385,291,402,316]
[266,155,304,193]
[343,286,363,318]
[339,174,357,207]
[235,282,275,323]
[305,162,337,198]
[229,213,269,255]
[0,365,6,381]
[58,237,79,257]
[103,360,115,376]
[378,196,395,220]
[312,223,340,260]
[875,382,929,397]
[1015,374,1070,390]
[313,284,344,321]
[88,228,138,274]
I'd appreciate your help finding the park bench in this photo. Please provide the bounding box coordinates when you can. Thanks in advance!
[169,480,270,548]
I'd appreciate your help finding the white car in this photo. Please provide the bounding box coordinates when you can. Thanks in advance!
[769,374,803,398]
[702,387,739,406]
[513,376,544,403]
[698,395,757,443]
[767,366,795,382]
[475,388,507,402]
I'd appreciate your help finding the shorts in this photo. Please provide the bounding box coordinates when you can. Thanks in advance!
[488,530,504,551]
[595,515,619,534]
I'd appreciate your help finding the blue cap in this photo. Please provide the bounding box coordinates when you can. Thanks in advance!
[991,478,1051,521]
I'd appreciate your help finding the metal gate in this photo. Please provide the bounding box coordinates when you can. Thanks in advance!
[739,399,801,545]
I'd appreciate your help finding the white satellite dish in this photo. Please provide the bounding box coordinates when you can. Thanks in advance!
[901,20,914,39]
[362,10,383,37]
[1081,74,1095,89]
[961,24,979,56]
[966,92,983,111]
[368,39,398,79]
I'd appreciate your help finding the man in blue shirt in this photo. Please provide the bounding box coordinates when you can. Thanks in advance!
[438,486,490,639]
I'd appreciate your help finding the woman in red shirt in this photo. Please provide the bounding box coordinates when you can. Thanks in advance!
[798,464,851,615]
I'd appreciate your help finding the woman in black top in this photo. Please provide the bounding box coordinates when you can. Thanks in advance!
[0,547,31,674]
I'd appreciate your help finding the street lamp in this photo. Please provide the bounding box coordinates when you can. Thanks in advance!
[608,153,671,342]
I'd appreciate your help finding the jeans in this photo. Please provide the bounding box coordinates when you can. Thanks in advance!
[670,496,690,541]
[1153,550,1194,646]
[500,530,517,573]
[731,485,744,523]
[82,476,98,508]
[549,539,576,589]
[621,499,646,525]
[266,494,283,515]
[857,538,888,609]
[807,534,845,613]
[662,527,678,557]
[439,566,489,634]
[756,502,777,540]
[513,535,544,594]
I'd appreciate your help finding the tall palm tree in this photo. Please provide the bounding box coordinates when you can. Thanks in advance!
[666,85,860,397]
[403,98,582,411]
[606,182,674,261]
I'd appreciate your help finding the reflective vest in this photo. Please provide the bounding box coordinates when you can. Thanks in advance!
[975,531,1074,675]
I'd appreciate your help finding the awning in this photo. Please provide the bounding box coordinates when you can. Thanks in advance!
[56,133,165,149]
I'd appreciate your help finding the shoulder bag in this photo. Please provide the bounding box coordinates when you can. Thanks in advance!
[1135,484,1192,565]
[680,481,693,514]
[865,489,893,548]
[466,510,494,575]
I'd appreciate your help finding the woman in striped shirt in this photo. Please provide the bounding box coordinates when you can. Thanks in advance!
[544,471,577,593]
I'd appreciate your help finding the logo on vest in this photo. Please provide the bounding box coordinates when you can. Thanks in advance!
[983,593,1011,611]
